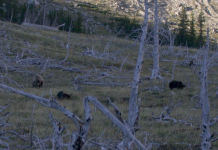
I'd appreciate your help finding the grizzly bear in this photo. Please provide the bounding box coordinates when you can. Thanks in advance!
[32,74,44,88]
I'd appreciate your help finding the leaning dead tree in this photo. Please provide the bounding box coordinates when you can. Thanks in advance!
[0,84,148,149]
[120,0,151,149]
[151,0,161,79]
[128,0,149,135]
[0,84,90,149]
[200,28,211,150]
[0,84,83,129]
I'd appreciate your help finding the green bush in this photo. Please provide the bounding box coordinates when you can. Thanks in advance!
[109,16,141,38]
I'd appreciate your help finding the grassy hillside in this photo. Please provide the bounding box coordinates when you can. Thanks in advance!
[0,20,217,149]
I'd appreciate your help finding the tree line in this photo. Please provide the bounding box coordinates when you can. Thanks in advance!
[175,6,206,48]
[0,0,84,33]
[0,0,212,48]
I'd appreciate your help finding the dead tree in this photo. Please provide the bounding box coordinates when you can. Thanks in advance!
[0,83,83,129]
[61,17,73,63]
[120,0,151,149]
[151,0,161,79]
[70,96,92,150]
[0,83,90,149]
[199,28,218,149]
[24,0,31,23]
[49,113,65,150]
[24,0,54,25]
[39,0,54,25]
[0,83,148,149]
[169,30,175,53]
[128,0,149,134]
[200,28,211,150]
[84,96,148,150]
[152,104,193,126]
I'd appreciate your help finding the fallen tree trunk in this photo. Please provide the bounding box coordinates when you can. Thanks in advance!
[84,96,146,150]
[0,83,83,129]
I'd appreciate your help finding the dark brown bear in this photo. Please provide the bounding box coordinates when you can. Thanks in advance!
[57,91,71,99]
[32,74,44,88]
[169,80,186,90]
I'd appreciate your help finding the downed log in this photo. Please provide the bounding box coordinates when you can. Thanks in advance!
[77,81,130,87]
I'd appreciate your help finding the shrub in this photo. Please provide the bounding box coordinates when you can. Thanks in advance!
[109,16,141,38]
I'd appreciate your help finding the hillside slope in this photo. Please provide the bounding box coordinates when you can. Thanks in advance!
[0,20,218,149]
[63,0,218,35]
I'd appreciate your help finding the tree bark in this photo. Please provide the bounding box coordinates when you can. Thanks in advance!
[128,0,149,133]
[151,0,161,79]
[200,28,211,150]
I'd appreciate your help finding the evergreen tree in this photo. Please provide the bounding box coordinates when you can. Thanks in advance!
[73,12,83,33]
[189,12,196,47]
[0,0,27,24]
[197,9,206,47]
[175,6,189,46]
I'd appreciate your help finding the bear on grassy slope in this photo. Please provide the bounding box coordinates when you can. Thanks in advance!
[169,80,186,90]
[57,91,71,99]
[32,74,44,88]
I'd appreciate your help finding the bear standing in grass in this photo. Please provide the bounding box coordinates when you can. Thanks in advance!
[57,91,71,99]
[32,74,44,88]
[169,80,186,90]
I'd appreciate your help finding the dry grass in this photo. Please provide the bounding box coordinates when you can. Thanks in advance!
[0,20,217,149]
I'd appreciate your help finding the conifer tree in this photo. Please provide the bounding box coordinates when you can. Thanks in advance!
[197,9,206,47]
[74,12,83,33]
[176,6,189,46]
[189,12,196,47]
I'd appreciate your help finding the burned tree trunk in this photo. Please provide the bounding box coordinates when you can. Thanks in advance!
[128,0,149,133]
[71,97,92,150]
[151,0,161,79]
[200,28,211,150]
[121,0,152,149]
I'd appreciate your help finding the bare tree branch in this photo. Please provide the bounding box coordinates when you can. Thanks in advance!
[107,97,124,123]
[84,96,147,150]
[152,105,193,126]
[69,96,92,150]
[210,116,218,126]
[49,113,65,150]
[0,84,83,129]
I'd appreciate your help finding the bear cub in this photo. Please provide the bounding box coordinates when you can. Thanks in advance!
[57,91,71,99]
